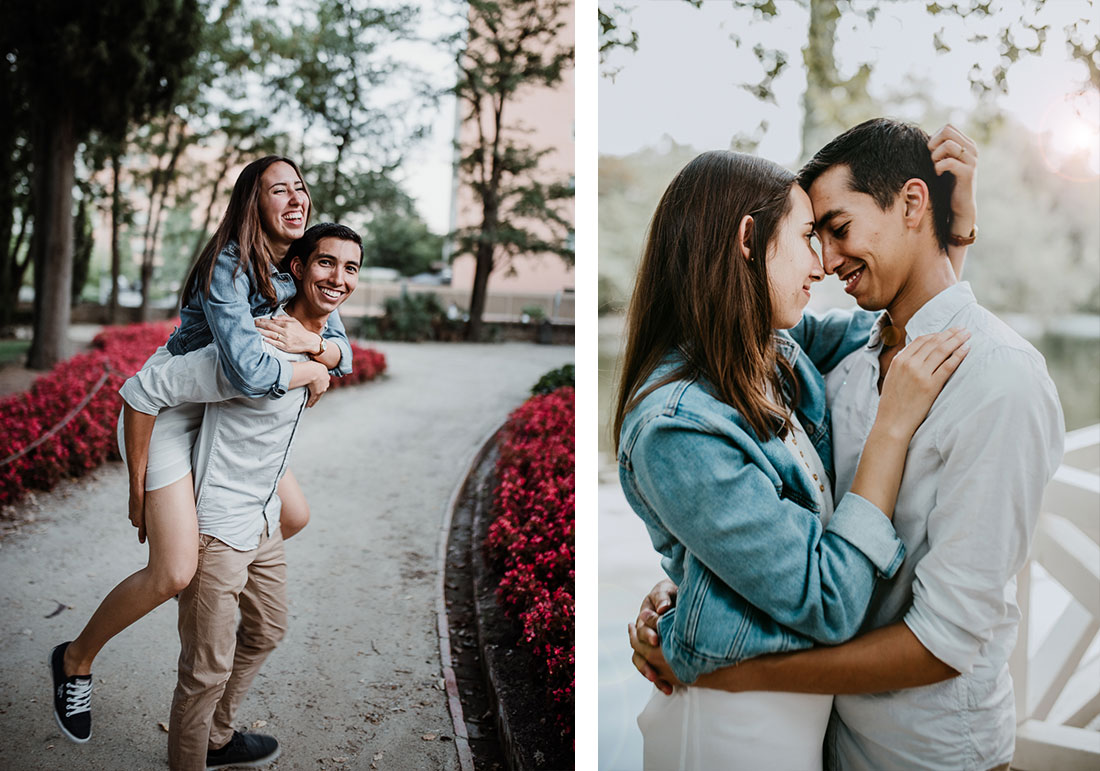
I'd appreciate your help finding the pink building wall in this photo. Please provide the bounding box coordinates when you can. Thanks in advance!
[450,0,575,295]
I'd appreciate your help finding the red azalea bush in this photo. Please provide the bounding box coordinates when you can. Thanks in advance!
[329,343,387,388]
[484,386,575,743]
[0,323,386,511]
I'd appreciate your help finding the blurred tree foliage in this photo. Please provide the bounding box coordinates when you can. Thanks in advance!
[599,0,1098,159]
[599,117,1100,318]
[5,0,202,368]
[2,0,446,359]
[452,0,575,341]
[597,0,1099,316]
[362,207,445,277]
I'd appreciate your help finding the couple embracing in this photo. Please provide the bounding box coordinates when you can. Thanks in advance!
[618,119,1064,770]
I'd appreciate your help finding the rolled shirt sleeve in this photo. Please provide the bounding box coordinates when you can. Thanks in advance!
[903,347,1064,674]
[631,415,905,645]
[120,344,242,415]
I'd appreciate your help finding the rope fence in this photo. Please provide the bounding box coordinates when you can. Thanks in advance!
[0,360,129,469]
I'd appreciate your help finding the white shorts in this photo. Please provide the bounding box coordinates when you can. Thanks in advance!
[116,347,203,491]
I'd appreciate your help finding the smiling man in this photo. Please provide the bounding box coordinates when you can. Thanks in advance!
[117,222,362,770]
[630,120,1065,771]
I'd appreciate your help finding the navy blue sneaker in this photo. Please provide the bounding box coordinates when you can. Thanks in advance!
[50,642,91,743]
[205,730,280,769]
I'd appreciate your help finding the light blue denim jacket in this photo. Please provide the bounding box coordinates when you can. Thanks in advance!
[618,309,906,683]
[166,241,352,398]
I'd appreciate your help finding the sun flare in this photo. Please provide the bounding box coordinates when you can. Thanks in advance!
[1039,90,1100,180]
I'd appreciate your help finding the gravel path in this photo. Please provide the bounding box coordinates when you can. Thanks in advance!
[0,341,572,771]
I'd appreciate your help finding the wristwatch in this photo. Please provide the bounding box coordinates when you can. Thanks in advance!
[314,335,327,357]
[948,224,978,247]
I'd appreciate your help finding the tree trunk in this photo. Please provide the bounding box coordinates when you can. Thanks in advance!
[28,111,77,370]
[465,240,495,341]
[139,119,185,321]
[800,0,839,164]
[109,151,122,324]
[187,154,230,268]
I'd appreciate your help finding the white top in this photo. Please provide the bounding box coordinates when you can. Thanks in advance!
[824,282,1064,770]
[782,410,835,525]
[120,310,309,551]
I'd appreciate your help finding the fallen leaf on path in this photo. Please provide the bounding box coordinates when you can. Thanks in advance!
[421,733,438,741]
[251,720,267,729]
[158,722,169,733]
[331,757,348,763]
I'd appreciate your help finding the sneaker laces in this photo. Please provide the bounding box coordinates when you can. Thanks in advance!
[64,678,92,717]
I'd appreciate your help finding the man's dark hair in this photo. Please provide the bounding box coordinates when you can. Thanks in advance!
[281,222,363,272]
[797,118,953,251]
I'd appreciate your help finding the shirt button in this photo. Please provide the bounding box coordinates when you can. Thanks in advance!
[819,484,825,492]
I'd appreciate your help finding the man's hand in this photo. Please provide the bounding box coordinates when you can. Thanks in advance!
[634,578,677,647]
[628,579,680,693]
[927,124,977,229]
[256,315,321,355]
[128,479,146,543]
[628,615,682,694]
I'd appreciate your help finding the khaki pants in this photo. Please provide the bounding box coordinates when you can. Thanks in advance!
[167,528,287,771]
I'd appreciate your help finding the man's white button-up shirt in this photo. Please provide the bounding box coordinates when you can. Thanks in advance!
[824,282,1064,771]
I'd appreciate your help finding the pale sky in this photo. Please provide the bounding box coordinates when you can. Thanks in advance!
[598,0,1099,173]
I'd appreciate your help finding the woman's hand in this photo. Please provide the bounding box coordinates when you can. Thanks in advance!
[306,371,330,407]
[877,328,971,437]
[256,316,322,355]
[928,124,977,229]
[305,362,330,407]
[288,360,331,407]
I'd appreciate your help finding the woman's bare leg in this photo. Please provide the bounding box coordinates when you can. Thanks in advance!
[63,475,199,677]
[278,468,310,540]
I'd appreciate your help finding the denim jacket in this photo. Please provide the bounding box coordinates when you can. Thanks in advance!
[166,241,352,398]
[618,308,906,683]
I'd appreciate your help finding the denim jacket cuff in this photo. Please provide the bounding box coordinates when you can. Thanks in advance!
[827,492,906,578]
[329,337,353,377]
[272,358,292,397]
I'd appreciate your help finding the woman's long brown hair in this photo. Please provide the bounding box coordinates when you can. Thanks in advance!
[181,155,311,307]
[612,151,800,453]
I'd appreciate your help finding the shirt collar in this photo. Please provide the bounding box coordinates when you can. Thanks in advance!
[904,281,976,341]
[864,281,975,349]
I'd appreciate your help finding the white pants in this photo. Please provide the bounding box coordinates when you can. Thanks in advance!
[638,686,833,771]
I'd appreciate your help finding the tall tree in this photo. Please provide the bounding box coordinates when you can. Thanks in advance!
[453,0,575,341]
[11,0,201,369]
[254,0,429,223]
[0,18,33,333]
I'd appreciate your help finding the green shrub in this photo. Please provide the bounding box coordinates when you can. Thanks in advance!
[521,305,547,322]
[531,363,575,395]
[362,292,464,342]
